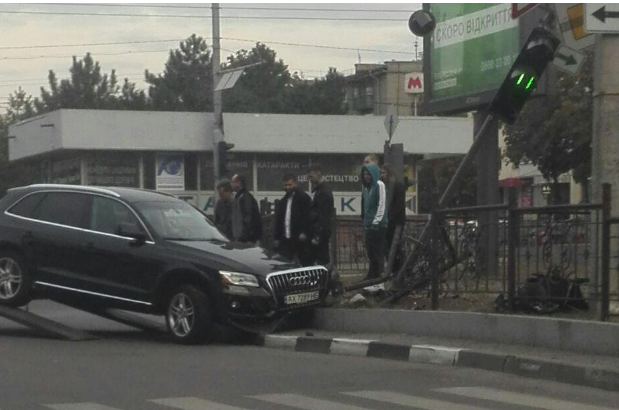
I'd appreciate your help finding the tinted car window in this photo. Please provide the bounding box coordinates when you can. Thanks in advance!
[90,196,143,236]
[135,200,227,241]
[8,193,47,218]
[36,192,91,229]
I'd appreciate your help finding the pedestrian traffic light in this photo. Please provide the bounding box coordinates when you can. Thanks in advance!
[218,141,235,175]
[488,27,560,124]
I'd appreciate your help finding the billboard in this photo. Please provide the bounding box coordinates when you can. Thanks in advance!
[423,3,521,115]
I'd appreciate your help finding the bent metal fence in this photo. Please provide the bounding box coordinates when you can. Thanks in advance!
[395,184,618,321]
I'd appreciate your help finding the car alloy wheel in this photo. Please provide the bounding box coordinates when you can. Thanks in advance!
[167,293,196,338]
[0,257,22,300]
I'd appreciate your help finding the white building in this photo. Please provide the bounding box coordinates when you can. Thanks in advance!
[8,109,473,215]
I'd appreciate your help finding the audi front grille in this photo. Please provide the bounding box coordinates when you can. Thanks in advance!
[266,267,329,308]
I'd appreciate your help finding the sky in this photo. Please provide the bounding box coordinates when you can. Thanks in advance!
[0,2,422,109]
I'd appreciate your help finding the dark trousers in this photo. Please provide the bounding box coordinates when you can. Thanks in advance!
[277,238,311,266]
[309,235,331,266]
[365,227,387,279]
[386,223,405,274]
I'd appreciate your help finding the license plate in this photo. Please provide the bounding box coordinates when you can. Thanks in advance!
[285,291,319,305]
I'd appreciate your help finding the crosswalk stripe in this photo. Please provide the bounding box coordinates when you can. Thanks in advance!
[344,390,494,410]
[251,393,371,410]
[436,387,617,410]
[150,397,248,410]
[45,404,123,410]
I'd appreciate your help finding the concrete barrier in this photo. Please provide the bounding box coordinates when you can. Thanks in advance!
[314,308,619,356]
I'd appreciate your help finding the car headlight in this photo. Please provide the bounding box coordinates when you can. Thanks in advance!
[219,271,260,288]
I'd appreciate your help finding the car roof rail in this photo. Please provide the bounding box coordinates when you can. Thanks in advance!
[130,188,177,198]
[26,184,121,198]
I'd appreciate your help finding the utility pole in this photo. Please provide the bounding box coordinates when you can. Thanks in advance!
[211,2,222,203]
[591,33,619,310]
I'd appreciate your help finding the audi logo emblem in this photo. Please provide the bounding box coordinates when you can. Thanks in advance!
[289,275,317,287]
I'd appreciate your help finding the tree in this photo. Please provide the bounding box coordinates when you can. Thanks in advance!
[503,52,593,198]
[0,87,36,162]
[284,68,347,115]
[146,34,213,112]
[34,53,120,113]
[115,79,149,111]
[418,157,477,213]
[222,43,292,113]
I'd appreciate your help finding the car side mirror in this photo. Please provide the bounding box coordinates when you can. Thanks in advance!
[118,222,148,244]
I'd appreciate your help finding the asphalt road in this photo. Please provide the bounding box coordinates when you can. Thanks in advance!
[1,301,618,410]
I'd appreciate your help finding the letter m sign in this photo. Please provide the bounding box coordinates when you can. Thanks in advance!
[405,72,424,94]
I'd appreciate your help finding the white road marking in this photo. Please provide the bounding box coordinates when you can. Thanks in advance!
[437,387,618,410]
[151,397,248,410]
[45,404,123,410]
[344,390,495,410]
[251,393,371,410]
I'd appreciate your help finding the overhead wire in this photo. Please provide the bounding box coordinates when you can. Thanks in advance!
[0,9,405,21]
[40,3,418,13]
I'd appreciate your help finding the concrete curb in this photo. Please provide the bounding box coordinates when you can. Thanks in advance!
[313,309,619,356]
[257,335,619,392]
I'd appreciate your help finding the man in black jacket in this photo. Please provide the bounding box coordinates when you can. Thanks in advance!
[307,164,335,266]
[381,163,407,274]
[273,173,312,265]
[231,174,262,244]
[214,180,233,238]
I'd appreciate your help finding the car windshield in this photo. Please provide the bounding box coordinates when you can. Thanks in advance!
[134,200,227,242]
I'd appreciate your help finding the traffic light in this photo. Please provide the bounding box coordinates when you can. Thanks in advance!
[488,27,560,124]
[217,141,235,176]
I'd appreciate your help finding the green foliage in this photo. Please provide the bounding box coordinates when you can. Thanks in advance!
[222,43,291,113]
[284,68,347,115]
[417,157,477,213]
[145,34,213,112]
[34,53,120,113]
[503,52,593,184]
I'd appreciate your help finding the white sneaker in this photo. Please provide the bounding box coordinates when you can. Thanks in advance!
[363,284,385,293]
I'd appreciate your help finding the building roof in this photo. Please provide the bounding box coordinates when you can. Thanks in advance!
[8,109,473,161]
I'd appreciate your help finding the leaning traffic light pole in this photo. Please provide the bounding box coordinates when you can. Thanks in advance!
[388,26,560,299]
[349,25,560,295]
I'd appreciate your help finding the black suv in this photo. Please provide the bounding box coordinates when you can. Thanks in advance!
[0,185,333,343]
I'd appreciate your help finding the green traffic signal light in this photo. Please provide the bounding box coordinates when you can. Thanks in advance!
[511,67,537,93]
[488,27,559,124]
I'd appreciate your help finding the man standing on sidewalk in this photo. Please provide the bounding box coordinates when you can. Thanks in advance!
[273,173,312,265]
[231,174,262,244]
[214,180,234,239]
[307,164,334,266]
[361,163,388,289]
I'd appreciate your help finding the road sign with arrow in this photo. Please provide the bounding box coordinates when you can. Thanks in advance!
[585,4,619,33]
[552,44,586,74]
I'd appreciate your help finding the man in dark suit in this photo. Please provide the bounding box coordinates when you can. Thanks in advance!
[273,173,312,265]
[231,174,262,244]
[307,163,335,266]
[214,180,234,238]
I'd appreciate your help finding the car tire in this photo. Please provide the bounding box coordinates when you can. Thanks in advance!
[165,285,213,345]
[0,251,32,308]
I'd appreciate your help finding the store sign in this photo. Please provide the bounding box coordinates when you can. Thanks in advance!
[156,153,185,191]
[405,72,424,94]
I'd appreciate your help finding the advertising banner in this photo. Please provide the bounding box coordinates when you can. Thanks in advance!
[156,153,185,191]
